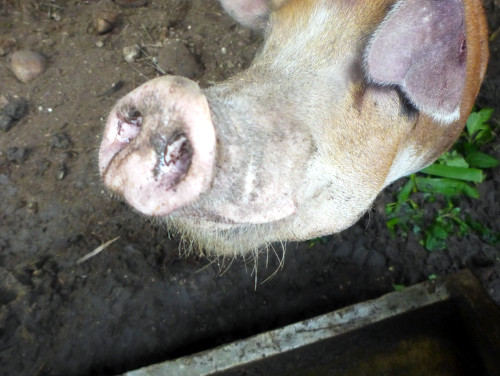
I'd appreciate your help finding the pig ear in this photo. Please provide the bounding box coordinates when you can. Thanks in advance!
[218,0,270,29]
[365,0,467,124]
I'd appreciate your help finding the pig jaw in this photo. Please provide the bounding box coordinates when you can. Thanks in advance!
[98,76,216,216]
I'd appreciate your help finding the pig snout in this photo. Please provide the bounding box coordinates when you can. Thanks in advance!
[99,76,216,216]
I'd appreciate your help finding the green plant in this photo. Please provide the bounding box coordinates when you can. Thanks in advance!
[386,108,500,251]
[308,236,331,248]
[392,274,438,291]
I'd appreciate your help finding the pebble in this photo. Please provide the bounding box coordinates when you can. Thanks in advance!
[123,45,142,63]
[6,146,28,164]
[0,38,15,57]
[97,81,124,97]
[164,0,190,26]
[156,39,203,79]
[0,174,18,198]
[0,95,27,132]
[0,114,12,131]
[93,11,118,34]
[11,50,46,83]
[36,159,51,176]
[3,95,27,119]
[56,162,67,180]
[51,133,71,149]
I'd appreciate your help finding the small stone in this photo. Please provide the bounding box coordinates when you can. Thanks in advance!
[6,146,28,164]
[3,96,27,120]
[0,38,15,57]
[94,11,118,34]
[56,162,67,180]
[97,81,124,97]
[26,200,38,214]
[164,0,189,26]
[0,96,27,131]
[123,44,141,63]
[11,50,46,83]
[36,159,51,176]
[50,12,62,22]
[156,39,203,79]
[51,133,71,149]
[157,27,169,42]
[0,115,13,132]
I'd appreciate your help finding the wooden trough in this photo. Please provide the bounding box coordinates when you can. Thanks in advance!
[122,269,500,376]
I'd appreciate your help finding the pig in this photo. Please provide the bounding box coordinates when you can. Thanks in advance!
[99,0,488,256]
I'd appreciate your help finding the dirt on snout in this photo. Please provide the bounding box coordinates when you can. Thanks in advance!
[1,1,499,375]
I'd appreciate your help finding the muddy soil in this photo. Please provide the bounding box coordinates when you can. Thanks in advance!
[0,1,499,375]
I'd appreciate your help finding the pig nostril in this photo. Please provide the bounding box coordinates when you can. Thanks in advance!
[116,108,142,142]
[150,130,193,187]
[153,132,193,188]
[126,109,142,126]
[164,133,193,169]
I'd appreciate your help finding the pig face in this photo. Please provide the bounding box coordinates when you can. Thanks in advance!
[99,0,488,256]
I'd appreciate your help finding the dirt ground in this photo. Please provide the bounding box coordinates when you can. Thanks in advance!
[0,1,499,375]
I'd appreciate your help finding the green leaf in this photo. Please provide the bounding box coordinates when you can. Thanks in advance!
[386,217,400,228]
[466,108,494,136]
[437,150,469,168]
[384,107,496,252]
[397,178,415,204]
[465,215,500,245]
[465,151,499,169]
[393,284,406,291]
[424,223,449,251]
[385,202,397,215]
[420,164,484,183]
[424,235,447,251]
[415,177,479,198]
[474,129,495,146]
[430,223,450,240]
[308,236,330,247]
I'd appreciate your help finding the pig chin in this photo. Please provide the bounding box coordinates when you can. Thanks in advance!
[164,215,287,256]
[164,199,366,257]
